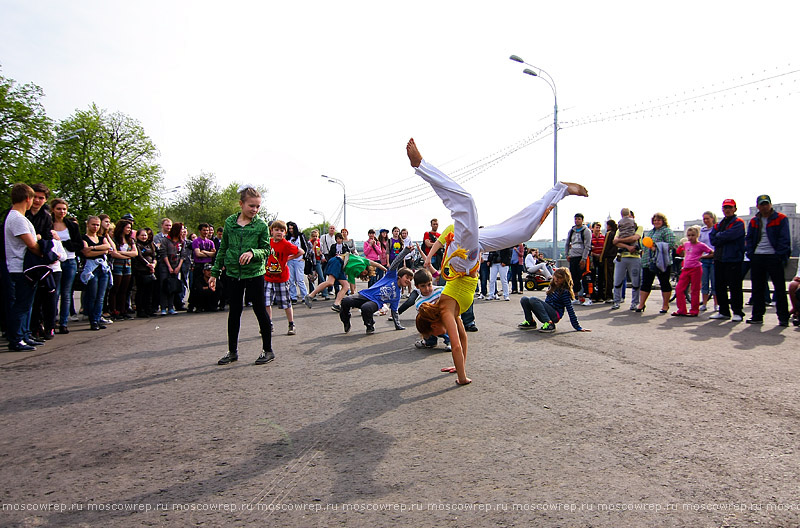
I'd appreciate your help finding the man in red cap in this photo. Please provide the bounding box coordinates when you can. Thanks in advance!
[744,194,791,326]
[709,199,746,321]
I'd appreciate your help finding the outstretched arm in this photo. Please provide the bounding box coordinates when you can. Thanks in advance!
[390,309,405,330]
[398,290,420,314]
[390,246,413,271]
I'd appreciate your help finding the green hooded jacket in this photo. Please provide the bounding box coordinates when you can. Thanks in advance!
[211,213,271,280]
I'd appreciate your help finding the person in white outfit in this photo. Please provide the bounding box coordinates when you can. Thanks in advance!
[524,248,553,279]
[487,247,511,300]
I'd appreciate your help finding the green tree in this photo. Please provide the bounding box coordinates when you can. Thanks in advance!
[47,104,162,226]
[161,174,275,233]
[303,223,328,239]
[0,69,53,211]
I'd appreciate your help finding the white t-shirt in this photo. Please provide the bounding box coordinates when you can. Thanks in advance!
[55,227,76,260]
[4,210,37,273]
[754,218,775,255]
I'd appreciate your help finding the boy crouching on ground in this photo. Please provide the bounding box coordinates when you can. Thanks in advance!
[339,247,413,334]
[398,268,451,351]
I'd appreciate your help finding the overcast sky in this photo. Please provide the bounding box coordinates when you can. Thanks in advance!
[2,0,798,241]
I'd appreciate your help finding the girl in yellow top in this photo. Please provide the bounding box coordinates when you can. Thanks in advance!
[408,138,588,385]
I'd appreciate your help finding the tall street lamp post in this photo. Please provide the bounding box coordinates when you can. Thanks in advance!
[321,175,346,230]
[510,54,560,260]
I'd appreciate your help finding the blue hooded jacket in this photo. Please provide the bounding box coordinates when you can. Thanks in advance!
[744,210,790,259]
[709,215,745,263]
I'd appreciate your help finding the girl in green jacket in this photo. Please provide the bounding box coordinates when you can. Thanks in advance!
[210,186,274,365]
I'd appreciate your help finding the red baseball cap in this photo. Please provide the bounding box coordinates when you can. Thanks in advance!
[722,199,736,207]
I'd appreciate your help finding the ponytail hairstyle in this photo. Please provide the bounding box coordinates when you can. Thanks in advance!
[416,302,444,336]
[237,183,261,202]
[547,267,574,299]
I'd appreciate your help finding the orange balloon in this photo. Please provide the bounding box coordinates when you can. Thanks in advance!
[642,236,654,248]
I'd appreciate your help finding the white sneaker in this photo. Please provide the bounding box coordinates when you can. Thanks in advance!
[572,299,581,305]
[699,305,707,312]
[69,314,80,322]
[503,297,510,301]
[476,294,485,300]
[582,299,593,306]
[709,313,729,320]
[731,314,743,322]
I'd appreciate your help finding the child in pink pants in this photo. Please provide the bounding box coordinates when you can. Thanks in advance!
[672,226,713,316]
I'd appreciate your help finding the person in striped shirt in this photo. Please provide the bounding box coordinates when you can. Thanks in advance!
[398,268,451,352]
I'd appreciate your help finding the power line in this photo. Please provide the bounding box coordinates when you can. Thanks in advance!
[348,126,552,208]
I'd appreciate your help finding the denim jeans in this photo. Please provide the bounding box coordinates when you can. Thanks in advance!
[287,258,308,301]
[84,265,110,324]
[6,272,37,344]
[369,267,385,288]
[460,302,476,328]
[56,258,78,326]
[521,296,558,324]
[310,262,327,294]
[424,333,450,346]
[509,263,524,292]
[613,257,641,307]
[700,258,715,296]
[479,262,490,296]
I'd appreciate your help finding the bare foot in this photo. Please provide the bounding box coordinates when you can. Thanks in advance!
[406,138,422,168]
[440,366,456,373]
[455,378,472,386]
[563,181,588,197]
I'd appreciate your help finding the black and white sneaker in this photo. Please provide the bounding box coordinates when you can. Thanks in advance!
[331,304,341,313]
[9,341,36,351]
[255,350,275,364]
[365,325,375,335]
[218,352,238,365]
[287,323,296,335]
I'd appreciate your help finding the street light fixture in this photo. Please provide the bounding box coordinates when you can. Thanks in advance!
[309,208,328,231]
[321,175,346,230]
[510,54,560,260]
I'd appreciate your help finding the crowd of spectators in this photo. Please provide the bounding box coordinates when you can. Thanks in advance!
[2,183,798,352]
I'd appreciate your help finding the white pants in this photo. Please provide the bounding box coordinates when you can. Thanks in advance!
[526,263,553,279]
[479,183,568,252]
[489,263,509,298]
[415,160,570,272]
[415,160,480,274]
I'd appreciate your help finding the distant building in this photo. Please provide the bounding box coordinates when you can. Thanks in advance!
[684,202,799,257]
